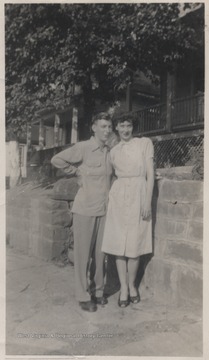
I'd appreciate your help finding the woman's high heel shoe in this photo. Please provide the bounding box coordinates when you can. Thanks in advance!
[129,289,140,304]
[118,293,130,308]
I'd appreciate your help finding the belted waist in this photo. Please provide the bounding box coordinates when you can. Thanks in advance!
[116,174,145,179]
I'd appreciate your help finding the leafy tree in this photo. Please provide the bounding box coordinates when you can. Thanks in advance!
[5,3,204,139]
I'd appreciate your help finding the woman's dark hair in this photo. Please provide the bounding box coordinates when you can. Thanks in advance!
[113,112,135,128]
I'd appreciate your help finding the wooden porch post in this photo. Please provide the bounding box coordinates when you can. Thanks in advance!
[26,122,32,149]
[38,119,44,149]
[24,122,32,178]
[71,107,78,144]
[54,114,60,147]
[126,82,132,112]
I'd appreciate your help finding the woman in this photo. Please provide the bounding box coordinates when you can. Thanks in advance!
[102,115,154,307]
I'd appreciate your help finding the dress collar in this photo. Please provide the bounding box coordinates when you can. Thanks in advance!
[119,137,135,146]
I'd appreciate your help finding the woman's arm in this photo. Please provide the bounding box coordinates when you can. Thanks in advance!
[142,157,154,219]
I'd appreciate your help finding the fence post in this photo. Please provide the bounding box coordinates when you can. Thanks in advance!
[126,82,132,112]
[71,107,78,144]
[38,119,45,149]
[54,114,60,147]
[166,73,173,132]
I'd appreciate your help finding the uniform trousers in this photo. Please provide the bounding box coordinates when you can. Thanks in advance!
[73,213,106,302]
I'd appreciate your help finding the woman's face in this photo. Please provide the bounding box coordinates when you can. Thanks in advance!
[116,120,133,141]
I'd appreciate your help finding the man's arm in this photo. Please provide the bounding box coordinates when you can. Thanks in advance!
[51,143,83,176]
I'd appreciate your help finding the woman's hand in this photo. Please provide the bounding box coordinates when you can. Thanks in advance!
[75,168,83,187]
[141,200,151,220]
[142,153,154,220]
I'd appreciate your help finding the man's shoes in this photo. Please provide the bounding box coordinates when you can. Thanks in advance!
[92,296,108,305]
[79,300,97,312]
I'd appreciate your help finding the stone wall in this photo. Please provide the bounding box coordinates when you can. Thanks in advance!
[142,178,203,307]
[6,178,78,262]
[6,177,203,307]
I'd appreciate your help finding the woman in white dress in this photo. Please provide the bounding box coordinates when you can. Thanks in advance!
[102,116,154,307]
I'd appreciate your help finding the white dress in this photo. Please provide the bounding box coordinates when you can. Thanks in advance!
[102,137,154,258]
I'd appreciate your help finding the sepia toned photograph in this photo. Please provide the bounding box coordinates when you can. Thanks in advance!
[5,2,204,357]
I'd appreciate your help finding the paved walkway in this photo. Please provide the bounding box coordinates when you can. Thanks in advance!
[6,247,202,357]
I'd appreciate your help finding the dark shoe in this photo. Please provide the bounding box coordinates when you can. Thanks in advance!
[92,296,108,305]
[118,293,129,308]
[79,300,97,312]
[129,289,140,304]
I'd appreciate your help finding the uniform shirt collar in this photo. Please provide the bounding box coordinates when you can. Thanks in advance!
[90,136,110,152]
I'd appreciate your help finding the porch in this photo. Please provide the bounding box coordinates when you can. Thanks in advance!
[130,93,204,171]
[133,93,204,136]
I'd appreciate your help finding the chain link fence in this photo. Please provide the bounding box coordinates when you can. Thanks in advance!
[151,133,204,169]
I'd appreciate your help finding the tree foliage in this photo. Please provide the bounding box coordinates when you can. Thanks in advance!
[5,3,204,138]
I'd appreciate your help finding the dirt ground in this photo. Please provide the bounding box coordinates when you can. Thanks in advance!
[6,246,202,358]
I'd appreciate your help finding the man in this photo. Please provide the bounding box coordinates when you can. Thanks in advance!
[51,112,113,312]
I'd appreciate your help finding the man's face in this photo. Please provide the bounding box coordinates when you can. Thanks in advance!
[92,119,112,144]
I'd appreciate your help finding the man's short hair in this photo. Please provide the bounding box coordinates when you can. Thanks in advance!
[91,112,112,125]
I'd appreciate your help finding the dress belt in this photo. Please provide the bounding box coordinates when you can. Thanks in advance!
[117,175,145,179]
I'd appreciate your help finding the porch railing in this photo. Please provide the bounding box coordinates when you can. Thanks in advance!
[171,94,204,130]
[134,103,167,134]
[133,94,204,135]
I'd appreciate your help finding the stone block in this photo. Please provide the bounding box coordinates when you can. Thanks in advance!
[39,209,73,227]
[9,206,23,220]
[28,232,42,258]
[7,229,16,248]
[22,207,31,219]
[40,198,68,211]
[187,221,203,242]
[68,201,74,210]
[192,203,203,220]
[31,198,41,210]
[15,198,31,212]
[7,205,18,219]
[165,240,202,265]
[13,218,30,233]
[39,237,66,261]
[52,178,79,201]
[144,258,176,303]
[68,249,74,265]
[6,215,13,230]
[22,219,31,232]
[40,224,69,242]
[53,227,70,242]
[178,267,202,306]
[9,206,23,218]
[144,258,202,306]
[8,216,19,231]
[153,236,167,257]
[52,240,66,259]
[52,210,73,227]
[159,179,203,203]
[156,201,192,220]
[155,217,187,239]
[17,231,30,253]
[9,229,29,254]
[141,260,155,288]
[40,238,53,261]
